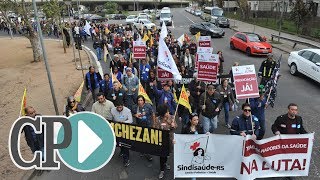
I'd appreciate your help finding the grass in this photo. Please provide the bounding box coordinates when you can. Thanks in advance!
[225,12,320,39]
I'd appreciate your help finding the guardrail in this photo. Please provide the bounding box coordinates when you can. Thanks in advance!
[271,34,320,49]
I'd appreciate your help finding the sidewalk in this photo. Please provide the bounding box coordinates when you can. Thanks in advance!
[229,18,320,53]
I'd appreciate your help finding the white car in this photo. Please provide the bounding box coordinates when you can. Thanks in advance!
[194,10,202,16]
[125,15,136,24]
[133,19,155,30]
[138,13,151,19]
[288,48,320,83]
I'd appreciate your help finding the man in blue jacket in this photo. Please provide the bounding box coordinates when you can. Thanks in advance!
[230,103,260,139]
[153,81,176,115]
[85,66,102,102]
[249,85,268,140]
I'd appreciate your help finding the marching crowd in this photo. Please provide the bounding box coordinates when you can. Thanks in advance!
[20,20,307,179]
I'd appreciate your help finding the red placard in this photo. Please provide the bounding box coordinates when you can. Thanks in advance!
[198,36,211,47]
[133,41,146,59]
[232,65,260,99]
[197,53,219,82]
[157,67,173,81]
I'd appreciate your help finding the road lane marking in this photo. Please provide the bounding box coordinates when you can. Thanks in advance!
[184,14,195,23]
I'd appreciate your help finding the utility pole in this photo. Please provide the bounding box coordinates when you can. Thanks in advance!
[32,0,60,115]
[65,1,76,65]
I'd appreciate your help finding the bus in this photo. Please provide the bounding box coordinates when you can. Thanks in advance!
[203,7,224,21]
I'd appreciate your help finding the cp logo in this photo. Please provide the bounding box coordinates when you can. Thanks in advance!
[8,112,116,173]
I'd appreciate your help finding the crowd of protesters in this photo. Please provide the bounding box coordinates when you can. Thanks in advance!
[16,18,307,179]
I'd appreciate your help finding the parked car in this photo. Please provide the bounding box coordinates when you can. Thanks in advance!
[288,49,320,83]
[126,15,137,24]
[114,14,126,20]
[189,22,225,37]
[230,32,271,56]
[190,9,195,14]
[194,10,202,16]
[133,19,156,30]
[143,9,150,13]
[138,13,151,19]
[213,16,230,28]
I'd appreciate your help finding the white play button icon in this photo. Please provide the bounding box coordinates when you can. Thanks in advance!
[78,120,102,163]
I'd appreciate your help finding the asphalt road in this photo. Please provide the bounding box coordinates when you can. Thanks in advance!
[2,8,319,180]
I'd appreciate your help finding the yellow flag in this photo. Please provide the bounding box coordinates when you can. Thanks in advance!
[138,82,152,105]
[103,44,108,63]
[20,88,27,116]
[147,30,151,37]
[110,67,122,89]
[195,32,201,42]
[105,27,110,34]
[178,85,192,114]
[142,34,149,42]
[150,36,154,47]
[74,81,84,102]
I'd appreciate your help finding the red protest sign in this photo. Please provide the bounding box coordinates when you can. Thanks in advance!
[157,67,173,81]
[197,53,219,82]
[232,65,259,99]
[198,36,211,47]
[133,41,146,59]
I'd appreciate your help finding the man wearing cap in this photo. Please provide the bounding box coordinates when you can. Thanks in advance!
[199,85,222,133]
[258,53,276,86]
[248,85,268,140]
[122,67,139,111]
[153,81,177,115]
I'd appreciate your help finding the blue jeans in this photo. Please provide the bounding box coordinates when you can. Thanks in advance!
[223,102,230,125]
[96,47,102,61]
[202,115,218,133]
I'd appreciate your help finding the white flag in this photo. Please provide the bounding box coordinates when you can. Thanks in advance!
[158,39,182,80]
[84,21,92,36]
[160,22,168,40]
[177,34,184,47]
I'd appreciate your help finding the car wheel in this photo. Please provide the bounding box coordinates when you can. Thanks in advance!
[246,48,251,56]
[230,42,235,50]
[290,63,298,75]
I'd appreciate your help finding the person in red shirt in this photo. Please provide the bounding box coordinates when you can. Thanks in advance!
[271,103,307,135]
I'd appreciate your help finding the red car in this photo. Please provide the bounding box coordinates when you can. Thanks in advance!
[230,32,272,56]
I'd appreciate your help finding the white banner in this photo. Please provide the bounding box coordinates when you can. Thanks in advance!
[157,39,182,80]
[174,133,314,180]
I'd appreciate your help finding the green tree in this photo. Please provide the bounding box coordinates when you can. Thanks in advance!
[0,0,43,62]
[104,1,118,14]
[235,0,250,20]
[290,0,313,34]
[42,0,61,19]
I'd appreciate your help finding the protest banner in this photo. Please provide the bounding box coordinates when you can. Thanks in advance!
[174,133,314,180]
[195,47,213,69]
[109,121,170,156]
[197,53,219,82]
[232,65,260,99]
[198,36,211,47]
[133,41,146,59]
[157,67,173,81]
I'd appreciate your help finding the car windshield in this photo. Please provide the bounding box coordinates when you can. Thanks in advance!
[203,23,217,29]
[247,34,263,42]
[128,16,135,19]
[142,20,151,24]
[195,10,201,13]
[139,15,148,19]
[212,9,223,17]
[160,13,171,18]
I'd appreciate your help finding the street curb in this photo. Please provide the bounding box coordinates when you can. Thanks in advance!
[229,26,291,54]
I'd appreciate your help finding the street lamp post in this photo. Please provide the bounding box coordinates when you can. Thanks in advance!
[32,0,60,115]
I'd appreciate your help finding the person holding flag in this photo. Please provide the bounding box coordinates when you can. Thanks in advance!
[153,81,177,115]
